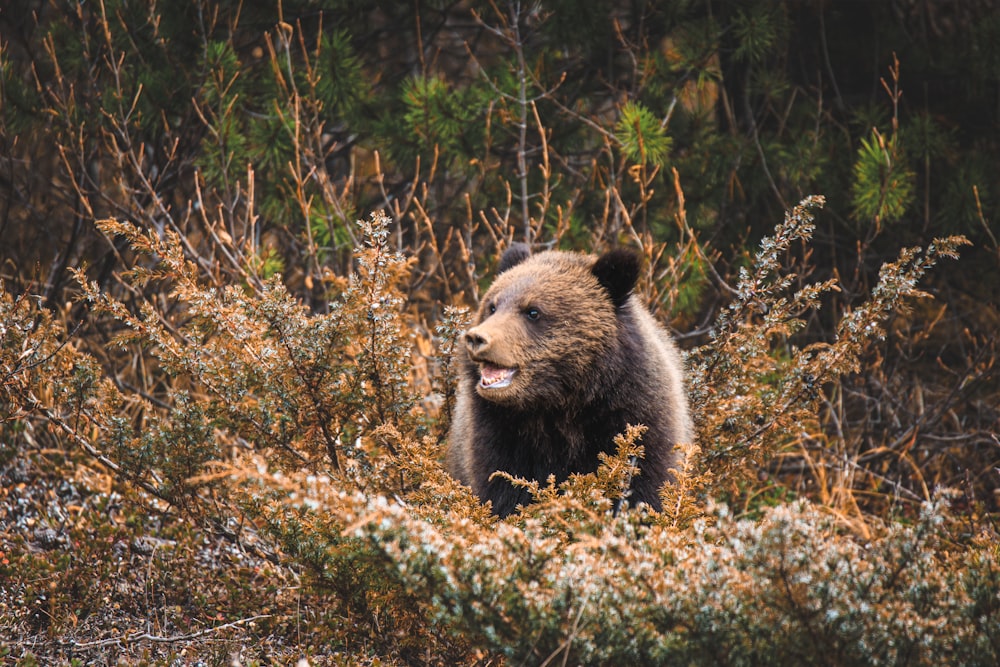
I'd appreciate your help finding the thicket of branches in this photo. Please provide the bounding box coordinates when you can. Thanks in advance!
[2,1,999,664]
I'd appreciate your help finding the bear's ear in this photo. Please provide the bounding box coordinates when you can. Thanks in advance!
[592,249,640,307]
[498,242,531,273]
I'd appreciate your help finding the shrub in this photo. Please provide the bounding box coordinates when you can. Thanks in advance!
[3,200,995,664]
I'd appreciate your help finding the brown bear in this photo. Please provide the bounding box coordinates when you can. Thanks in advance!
[447,243,693,517]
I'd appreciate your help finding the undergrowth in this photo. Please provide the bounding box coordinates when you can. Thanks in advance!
[2,203,996,665]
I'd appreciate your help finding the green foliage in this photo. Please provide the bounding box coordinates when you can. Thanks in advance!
[0,48,40,135]
[904,111,952,163]
[732,3,786,64]
[195,41,250,188]
[616,101,672,167]
[315,30,373,126]
[399,75,483,167]
[964,13,1000,95]
[851,129,916,227]
[776,131,830,194]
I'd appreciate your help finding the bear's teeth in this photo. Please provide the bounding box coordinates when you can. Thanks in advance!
[479,364,516,389]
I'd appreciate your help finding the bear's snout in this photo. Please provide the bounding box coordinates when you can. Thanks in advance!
[464,328,489,354]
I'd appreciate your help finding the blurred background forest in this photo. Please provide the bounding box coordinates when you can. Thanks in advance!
[2,0,1000,664]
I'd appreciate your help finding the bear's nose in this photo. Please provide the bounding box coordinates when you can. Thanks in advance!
[464,328,489,353]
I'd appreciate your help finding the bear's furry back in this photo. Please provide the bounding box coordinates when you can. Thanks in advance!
[447,248,693,517]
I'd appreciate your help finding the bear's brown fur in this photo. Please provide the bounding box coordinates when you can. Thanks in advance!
[447,244,693,517]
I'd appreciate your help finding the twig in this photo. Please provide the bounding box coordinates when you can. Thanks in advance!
[973,185,998,253]
[67,614,272,649]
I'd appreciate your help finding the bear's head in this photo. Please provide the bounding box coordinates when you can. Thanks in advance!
[462,243,641,410]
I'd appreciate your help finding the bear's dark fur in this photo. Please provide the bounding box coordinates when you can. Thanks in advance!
[447,243,693,517]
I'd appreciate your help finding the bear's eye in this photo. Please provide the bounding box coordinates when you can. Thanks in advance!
[525,307,541,321]
[487,302,497,315]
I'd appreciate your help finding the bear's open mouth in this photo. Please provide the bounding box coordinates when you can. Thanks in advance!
[479,363,517,389]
